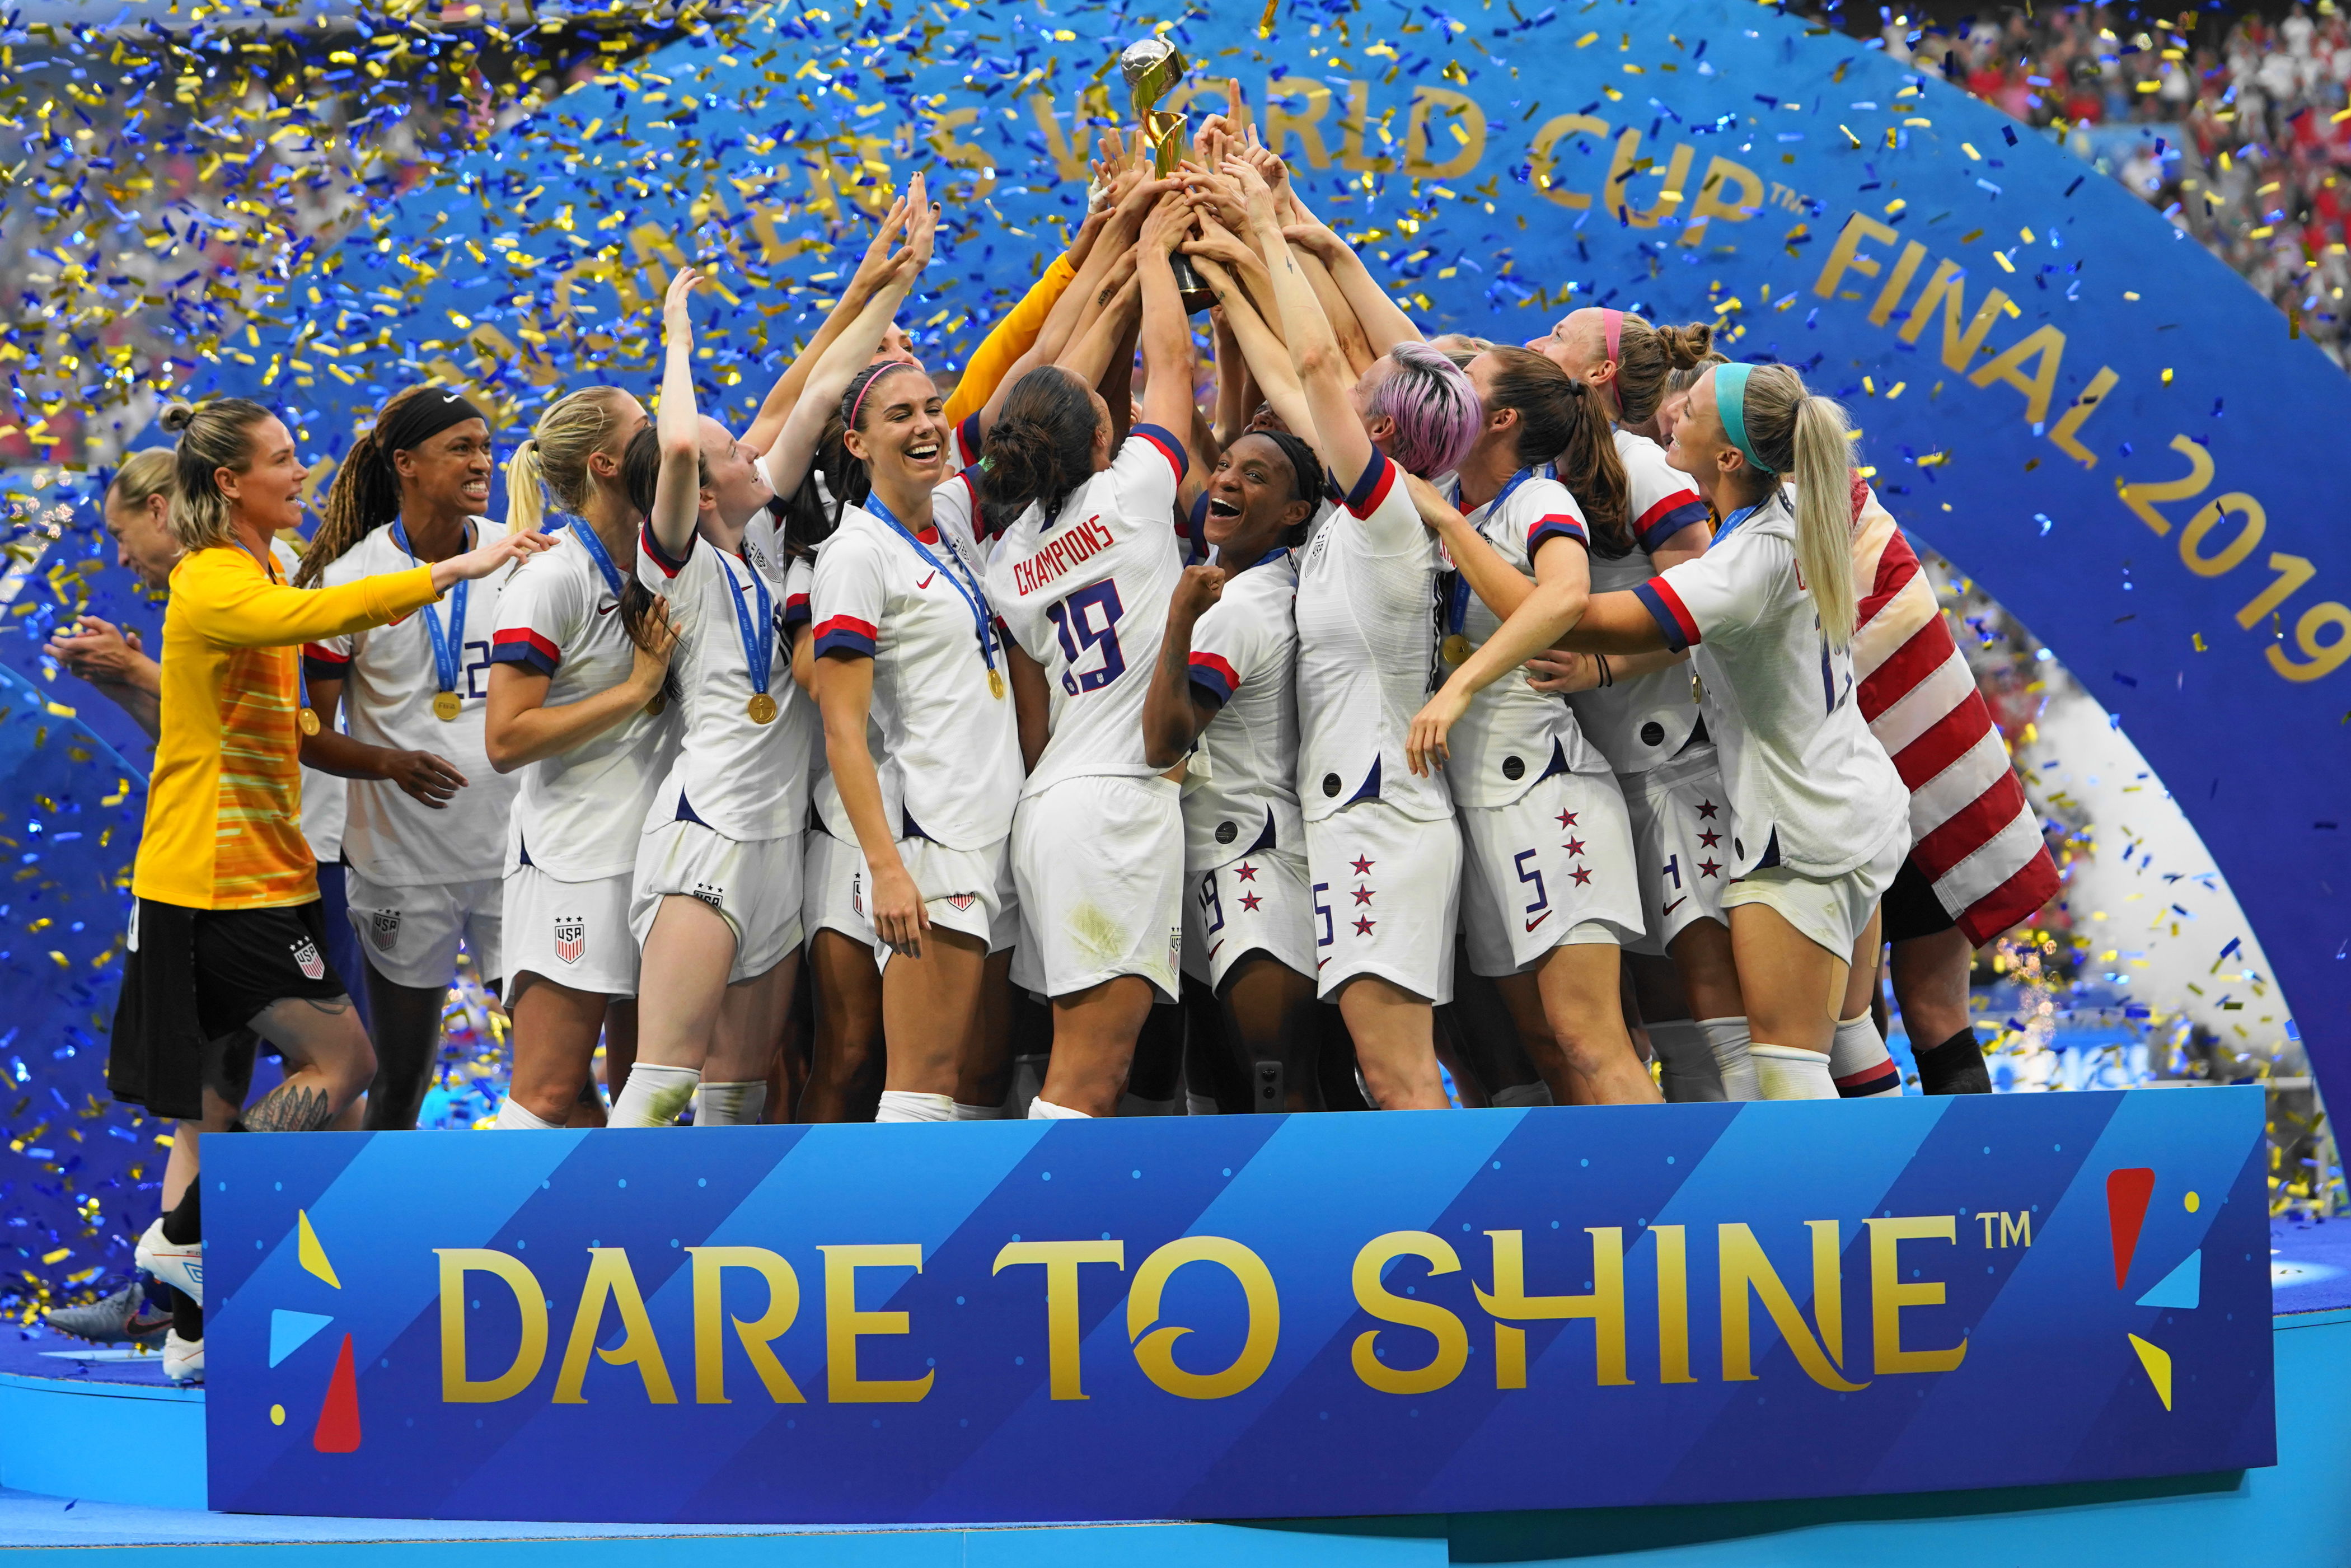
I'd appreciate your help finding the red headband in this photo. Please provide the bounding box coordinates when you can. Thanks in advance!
[1601,308,1624,364]
[847,362,911,431]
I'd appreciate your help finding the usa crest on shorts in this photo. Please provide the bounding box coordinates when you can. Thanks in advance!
[291,938,326,981]
[369,909,401,952]
[553,915,586,966]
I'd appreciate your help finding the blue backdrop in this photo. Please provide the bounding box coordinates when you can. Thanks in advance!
[123,0,2351,1103]
[205,1090,2269,1523]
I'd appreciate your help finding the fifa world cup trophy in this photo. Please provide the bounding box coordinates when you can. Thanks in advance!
[1120,36,1215,312]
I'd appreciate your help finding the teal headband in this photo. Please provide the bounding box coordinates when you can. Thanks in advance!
[1712,362,1772,476]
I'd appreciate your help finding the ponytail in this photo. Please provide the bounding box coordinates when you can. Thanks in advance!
[1789,395,1858,649]
[505,437,549,535]
[298,385,429,586]
[980,366,1100,523]
[159,398,273,553]
[1729,363,1858,649]
[1605,314,1716,427]
[1478,347,1628,554]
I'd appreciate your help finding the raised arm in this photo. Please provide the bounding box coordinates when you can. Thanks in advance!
[1233,157,1372,489]
[767,175,933,496]
[649,268,708,564]
[1136,194,1198,438]
[1057,268,1141,388]
[1281,210,1424,360]
[740,186,916,453]
[1189,255,1311,443]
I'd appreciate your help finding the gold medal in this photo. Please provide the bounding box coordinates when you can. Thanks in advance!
[747,692,779,725]
[987,668,1005,700]
[297,707,321,737]
[1440,633,1472,667]
[1691,673,1704,705]
[647,694,667,717]
[432,690,462,722]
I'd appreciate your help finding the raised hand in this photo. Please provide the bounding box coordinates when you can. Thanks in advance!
[1221,156,1280,231]
[663,264,704,324]
[1181,212,1261,274]
[1169,563,1226,621]
[1137,189,1195,256]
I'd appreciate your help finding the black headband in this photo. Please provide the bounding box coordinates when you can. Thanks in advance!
[378,389,488,455]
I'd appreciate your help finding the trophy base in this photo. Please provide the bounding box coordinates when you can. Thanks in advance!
[1173,254,1215,317]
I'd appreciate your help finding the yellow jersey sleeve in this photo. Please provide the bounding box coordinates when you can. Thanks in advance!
[940,251,1080,426]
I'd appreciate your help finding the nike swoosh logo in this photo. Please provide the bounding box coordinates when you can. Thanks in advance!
[916,572,936,589]
[1207,940,1224,959]
[597,603,619,615]
[1524,910,1552,933]
[1663,897,1687,915]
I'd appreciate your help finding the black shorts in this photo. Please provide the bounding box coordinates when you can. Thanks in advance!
[1879,853,1958,946]
[107,898,347,1121]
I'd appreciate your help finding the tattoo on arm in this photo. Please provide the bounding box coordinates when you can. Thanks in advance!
[240,1083,334,1133]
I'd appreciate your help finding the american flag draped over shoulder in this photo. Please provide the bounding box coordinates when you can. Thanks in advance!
[1848,474,2059,946]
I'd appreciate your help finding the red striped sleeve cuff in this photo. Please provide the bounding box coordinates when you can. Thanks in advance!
[783,592,812,630]
[1634,578,1701,652]
[640,523,691,578]
[1633,493,1708,554]
[813,614,877,658]
[300,643,349,685]
[1129,422,1188,483]
[490,626,561,677]
[1187,650,1240,707]
[1343,451,1396,519]
[1526,514,1590,555]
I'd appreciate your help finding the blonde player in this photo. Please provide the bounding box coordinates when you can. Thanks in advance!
[605,268,802,1128]
[1228,159,1479,1111]
[1141,429,1324,1111]
[484,387,681,1128]
[1407,347,1653,1105]
[1409,362,1908,1100]
[981,194,1197,1121]
[298,387,518,1130]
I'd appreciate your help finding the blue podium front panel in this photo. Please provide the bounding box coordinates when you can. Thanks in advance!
[205,1092,2270,1523]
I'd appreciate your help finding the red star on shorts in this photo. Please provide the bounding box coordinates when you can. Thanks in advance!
[1234,862,1260,882]
[1352,884,1375,906]
[1696,798,1719,820]
[1352,915,1376,935]
[1350,855,1375,876]
[1570,865,1594,886]
[1564,837,1586,857]
[1698,858,1722,878]
[1554,809,1579,829]
[1239,891,1263,912]
[1698,828,1722,848]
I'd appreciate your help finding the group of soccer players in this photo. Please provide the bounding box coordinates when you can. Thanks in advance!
[67,121,2039,1379]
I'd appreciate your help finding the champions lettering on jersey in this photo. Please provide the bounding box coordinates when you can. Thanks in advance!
[1009,516,1118,598]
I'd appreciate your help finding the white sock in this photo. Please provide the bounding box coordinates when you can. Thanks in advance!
[1650,1020,1726,1103]
[1185,1093,1220,1116]
[1117,1093,1177,1117]
[607,1063,700,1128]
[1829,1013,1903,1097]
[1027,1095,1090,1120]
[1697,1016,1759,1101]
[1008,1055,1049,1120]
[1490,1082,1554,1108]
[953,1101,1004,1121]
[493,1097,560,1131]
[875,1090,956,1123]
[1750,1043,1838,1100]
[694,1081,767,1126]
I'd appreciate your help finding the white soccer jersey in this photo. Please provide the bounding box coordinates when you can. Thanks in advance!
[1444,467,1610,809]
[985,424,1187,799]
[1181,546,1302,871]
[1637,492,1907,878]
[636,522,803,842]
[488,524,680,881]
[811,468,1021,850]
[307,520,516,887]
[1573,431,1712,775]
[1294,449,1451,824]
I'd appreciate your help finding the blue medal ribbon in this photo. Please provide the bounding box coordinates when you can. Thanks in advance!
[390,520,468,702]
[864,492,999,685]
[568,514,628,601]
[722,549,776,699]
[1445,464,1549,636]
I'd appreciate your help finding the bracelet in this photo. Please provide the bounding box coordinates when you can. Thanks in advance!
[1596,653,1613,689]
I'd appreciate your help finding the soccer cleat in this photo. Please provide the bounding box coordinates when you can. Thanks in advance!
[46,1276,172,1348]
[162,1329,205,1385]
[137,1218,203,1307]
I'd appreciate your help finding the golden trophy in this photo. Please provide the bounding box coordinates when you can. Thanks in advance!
[1120,36,1214,311]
